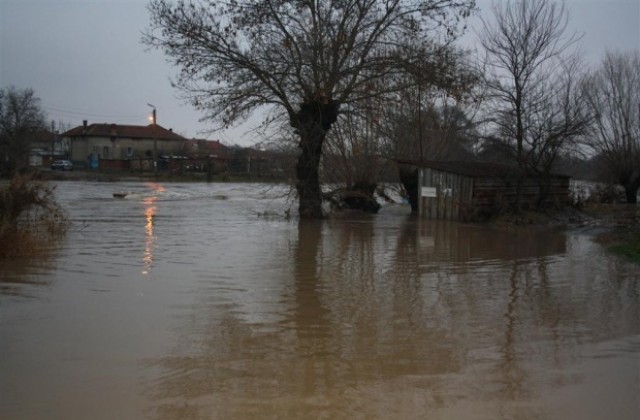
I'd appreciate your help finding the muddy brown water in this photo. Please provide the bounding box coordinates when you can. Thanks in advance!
[1,181,638,420]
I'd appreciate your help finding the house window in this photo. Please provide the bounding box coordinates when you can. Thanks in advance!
[102,146,109,158]
[127,147,133,157]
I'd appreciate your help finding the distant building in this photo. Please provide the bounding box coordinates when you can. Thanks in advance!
[62,120,188,170]
[184,139,230,173]
[29,129,69,167]
[226,145,295,179]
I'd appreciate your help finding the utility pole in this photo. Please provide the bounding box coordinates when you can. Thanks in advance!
[51,120,55,162]
[147,103,157,175]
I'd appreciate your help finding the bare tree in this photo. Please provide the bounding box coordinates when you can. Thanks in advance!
[0,87,46,177]
[478,0,587,207]
[319,49,478,213]
[321,106,390,212]
[324,111,382,187]
[582,51,640,204]
[524,56,591,203]
[385,96,476,162]
[378,59,479,212]
[145,0,476,218]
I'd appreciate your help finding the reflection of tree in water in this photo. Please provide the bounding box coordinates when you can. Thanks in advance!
[0,249,59,297]
[291,220,329,342]
[142,216,640,419]
[499,260,526,400]
[143,217,460,418]
[285,218,461,413]
[392,217,471,390]
[142,221,337,419]
[289,220,334,395]
[393,217,613,413]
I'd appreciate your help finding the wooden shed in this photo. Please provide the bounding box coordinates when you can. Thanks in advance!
[401,161,571,221]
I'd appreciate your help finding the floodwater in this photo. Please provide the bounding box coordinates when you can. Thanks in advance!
[1,181,638,420]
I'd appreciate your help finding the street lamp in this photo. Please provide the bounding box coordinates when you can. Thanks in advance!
[147,103,157,175]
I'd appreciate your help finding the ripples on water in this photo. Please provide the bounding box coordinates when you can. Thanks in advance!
[0,181,638,420]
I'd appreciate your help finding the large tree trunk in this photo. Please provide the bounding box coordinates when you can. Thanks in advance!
[537,176,552,208]
[296,129,325,218]
[398,164,419,213]
[622,177,640,204]
[292,99,339,219]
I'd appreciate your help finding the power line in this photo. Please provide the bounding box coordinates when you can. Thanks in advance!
[41,102,150,121]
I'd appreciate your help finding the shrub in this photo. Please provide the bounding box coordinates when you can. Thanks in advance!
[587,184,624,204]
[0,174,67,257]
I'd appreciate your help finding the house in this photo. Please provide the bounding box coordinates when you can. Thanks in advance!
[184,139,230,173]
[28,129,67,167]
[62,120,188,170]
[400,160,571,221]
[226,146,296,179]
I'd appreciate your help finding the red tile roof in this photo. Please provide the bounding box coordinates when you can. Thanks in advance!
[186,139,228,152]
[62,123,186,141]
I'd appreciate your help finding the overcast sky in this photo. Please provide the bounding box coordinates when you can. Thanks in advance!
[1,0,638,145]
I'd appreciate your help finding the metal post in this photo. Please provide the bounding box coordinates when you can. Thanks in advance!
[51,120,55,163]
[147,103,157,175]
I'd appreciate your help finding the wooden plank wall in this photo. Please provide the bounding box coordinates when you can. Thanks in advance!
[419,168,474,220]
[473,177,570,209]
[420,168,570,220]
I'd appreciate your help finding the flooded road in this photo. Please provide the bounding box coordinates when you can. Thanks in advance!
[1,181,638,419]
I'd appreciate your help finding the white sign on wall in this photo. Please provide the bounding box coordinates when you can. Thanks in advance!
[421,187,437,198]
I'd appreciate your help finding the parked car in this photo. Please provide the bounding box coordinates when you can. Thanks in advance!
[51,160,73,171]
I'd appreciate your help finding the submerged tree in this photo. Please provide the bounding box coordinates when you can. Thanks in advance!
[0,87,46,177]
[145,0,476,218]
[582,51,640,204]
[322,105,389,213]
[0,174,68,257]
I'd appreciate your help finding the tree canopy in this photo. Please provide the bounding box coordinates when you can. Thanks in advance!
[583,51,640,203]
[478,0,589,206]
[146,0,476,217]
[0,87,46,176]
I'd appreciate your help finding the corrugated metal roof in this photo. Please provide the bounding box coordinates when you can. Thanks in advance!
[62,123,186,141]
[397,160,570,178]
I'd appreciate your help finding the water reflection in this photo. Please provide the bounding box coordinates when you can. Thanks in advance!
[1,184,638,420]
[413,218,567,265]
[142,215,613,419]
[292,221,330,343]
[0,249,58,297]
[142,196,157,275]
[142,183,164,275]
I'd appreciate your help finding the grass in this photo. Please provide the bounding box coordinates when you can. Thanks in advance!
[607,230,640,264]
[0,174,68,258]
[586,203,640,265]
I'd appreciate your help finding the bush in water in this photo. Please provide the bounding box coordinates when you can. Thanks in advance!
[0,174,67,257]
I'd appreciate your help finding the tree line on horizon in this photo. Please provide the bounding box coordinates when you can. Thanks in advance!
[2,0,639,215]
